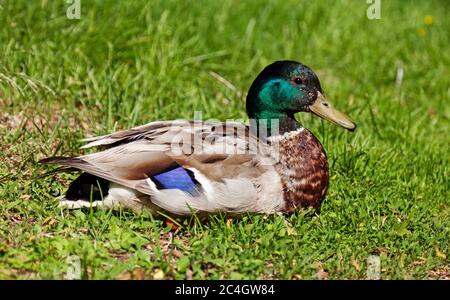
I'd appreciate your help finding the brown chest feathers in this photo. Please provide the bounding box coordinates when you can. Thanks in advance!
[272,128,329,213]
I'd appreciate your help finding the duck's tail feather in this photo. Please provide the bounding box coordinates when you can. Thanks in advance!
[64,172,110,201]
[39,156,87,167]
[39,157,110,202]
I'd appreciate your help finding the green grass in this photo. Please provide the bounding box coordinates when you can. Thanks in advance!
[0,0,449,279]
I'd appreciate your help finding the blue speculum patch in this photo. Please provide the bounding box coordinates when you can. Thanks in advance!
[151,166,199,194]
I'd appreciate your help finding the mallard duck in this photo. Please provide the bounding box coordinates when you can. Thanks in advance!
[41,60,356,216]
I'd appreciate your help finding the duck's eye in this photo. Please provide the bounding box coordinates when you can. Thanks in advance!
[293,77,304,85]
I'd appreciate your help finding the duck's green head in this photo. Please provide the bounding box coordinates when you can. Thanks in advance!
[246,60,356,134]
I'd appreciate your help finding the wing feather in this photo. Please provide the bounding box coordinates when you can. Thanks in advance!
[41,120,274,197]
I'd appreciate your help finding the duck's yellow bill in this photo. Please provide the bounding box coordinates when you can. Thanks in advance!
[308,92,356,131]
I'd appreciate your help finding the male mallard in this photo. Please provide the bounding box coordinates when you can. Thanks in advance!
[41,61,356,215]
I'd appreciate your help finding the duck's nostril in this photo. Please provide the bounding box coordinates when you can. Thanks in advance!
[323,102,329,107]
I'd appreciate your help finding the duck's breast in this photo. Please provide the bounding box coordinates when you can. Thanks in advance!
[271,128,329,213]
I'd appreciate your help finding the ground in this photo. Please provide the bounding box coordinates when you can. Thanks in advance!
[0,0,449,279]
